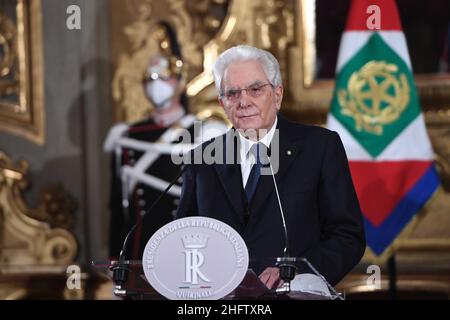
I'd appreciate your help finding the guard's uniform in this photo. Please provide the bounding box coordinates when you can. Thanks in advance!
[107,114,198,260]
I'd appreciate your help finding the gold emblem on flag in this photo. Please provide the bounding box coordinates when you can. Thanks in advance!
[338,61,410,135]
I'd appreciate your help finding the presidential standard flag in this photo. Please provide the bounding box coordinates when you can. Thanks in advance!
[327,0,440,261]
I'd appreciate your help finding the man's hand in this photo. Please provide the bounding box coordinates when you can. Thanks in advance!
[258,267,283,289]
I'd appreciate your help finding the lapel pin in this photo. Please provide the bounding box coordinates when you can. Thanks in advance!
[287,150,292,156]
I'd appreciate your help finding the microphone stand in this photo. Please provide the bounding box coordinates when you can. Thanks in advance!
[264,153,297,294]
[111,166,186,297]
[265,152,343,299]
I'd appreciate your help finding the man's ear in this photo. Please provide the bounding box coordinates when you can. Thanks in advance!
[275,85,283,110]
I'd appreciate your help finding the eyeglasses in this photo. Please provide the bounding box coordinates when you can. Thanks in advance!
[220,83,273,103]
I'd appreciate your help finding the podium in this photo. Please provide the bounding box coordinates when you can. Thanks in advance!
[91,259,333,300]
[102,217,341,300]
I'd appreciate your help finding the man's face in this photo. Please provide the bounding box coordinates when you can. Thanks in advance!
[219,60,283,132]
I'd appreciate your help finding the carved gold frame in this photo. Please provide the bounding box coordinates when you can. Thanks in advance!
[0,0,45,145]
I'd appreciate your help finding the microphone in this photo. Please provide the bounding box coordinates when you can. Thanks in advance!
[112,165,187,297]
[264,150,344,299]
[263,152,296,294]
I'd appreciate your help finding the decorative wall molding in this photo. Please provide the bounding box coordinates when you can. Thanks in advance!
[0,151,77,268]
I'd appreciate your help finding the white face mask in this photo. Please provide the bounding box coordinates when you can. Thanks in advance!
[144,79,175,109]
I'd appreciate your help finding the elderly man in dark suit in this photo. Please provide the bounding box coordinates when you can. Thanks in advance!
[176,45,365,289]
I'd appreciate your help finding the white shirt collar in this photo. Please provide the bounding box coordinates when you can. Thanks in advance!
[238,116,278,160]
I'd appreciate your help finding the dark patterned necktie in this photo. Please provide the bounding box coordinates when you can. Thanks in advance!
[245,143,264,202]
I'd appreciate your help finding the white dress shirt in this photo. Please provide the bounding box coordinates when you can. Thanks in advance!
[238,117,278,187]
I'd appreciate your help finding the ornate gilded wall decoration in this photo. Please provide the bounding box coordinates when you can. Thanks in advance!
[0,152,78,300]
[111,0,302,122]
[111,0,230,123]
[0,0,44,145]
[0,151,77,267]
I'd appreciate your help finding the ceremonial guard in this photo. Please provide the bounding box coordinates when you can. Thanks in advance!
[104,22,227,260]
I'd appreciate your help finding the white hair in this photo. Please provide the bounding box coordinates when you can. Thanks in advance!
[212,45,282,94]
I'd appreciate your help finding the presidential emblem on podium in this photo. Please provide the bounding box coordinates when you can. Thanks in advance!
[142,216,249,300]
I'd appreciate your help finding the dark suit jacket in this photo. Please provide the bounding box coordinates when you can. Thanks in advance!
[176,114,365,285]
